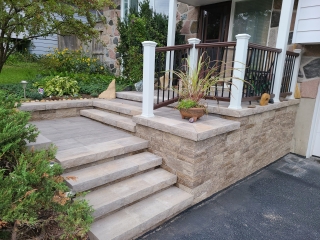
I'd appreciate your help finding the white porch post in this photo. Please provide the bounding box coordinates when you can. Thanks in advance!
[228,34,251,110]
[141,41,157,118]
[273,0,295,103]
[166,0,177,87]
[287,49,302,100]
[188,38,201,76]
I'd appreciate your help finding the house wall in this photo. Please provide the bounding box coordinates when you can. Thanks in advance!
[29,35,58,55]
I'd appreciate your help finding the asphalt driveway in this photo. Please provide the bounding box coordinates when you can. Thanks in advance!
[140,154,320,240]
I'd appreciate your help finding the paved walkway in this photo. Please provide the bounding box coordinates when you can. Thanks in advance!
[140,154,320,240]
[31,117,131,151]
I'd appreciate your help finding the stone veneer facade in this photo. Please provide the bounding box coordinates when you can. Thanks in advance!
[135,104,298,204]
[97,1,199,74]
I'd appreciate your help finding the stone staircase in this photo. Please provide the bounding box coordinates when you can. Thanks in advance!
[49,100,194,240]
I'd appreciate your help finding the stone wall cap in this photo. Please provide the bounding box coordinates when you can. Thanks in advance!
[20,99,93,111]
[133,108,240,141]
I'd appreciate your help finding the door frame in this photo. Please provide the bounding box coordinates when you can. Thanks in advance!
[197,1,232,43]
[306,83,320,157]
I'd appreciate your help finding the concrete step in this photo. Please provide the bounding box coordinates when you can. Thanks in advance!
[84,169,177,219]
[26,133,52,151]
[56,136,149,169]
[62,152,162,193]
[88,187,193,240]
[92,100,142,117]
[80,109,136,132]
[116,91,143,102]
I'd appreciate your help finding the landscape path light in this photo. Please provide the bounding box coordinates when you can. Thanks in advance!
[21,80,27,100]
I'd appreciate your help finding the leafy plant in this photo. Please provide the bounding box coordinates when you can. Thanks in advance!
[117,0,183,84]
[40,48,111,75]
[176,99,199,110]
[173,53,233,109]
[36,76,80,97]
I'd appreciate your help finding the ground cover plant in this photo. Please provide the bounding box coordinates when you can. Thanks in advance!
[0,91,93,239]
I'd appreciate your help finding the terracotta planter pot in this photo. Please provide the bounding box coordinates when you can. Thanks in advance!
[179,107,206,122]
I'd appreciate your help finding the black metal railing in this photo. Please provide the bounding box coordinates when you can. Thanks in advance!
[154,44,192,109]
[280,51,299,97]
[196,42,237,102]
[243,43,281,101]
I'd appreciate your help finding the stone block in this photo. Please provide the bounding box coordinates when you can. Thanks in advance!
[99,79,116,99]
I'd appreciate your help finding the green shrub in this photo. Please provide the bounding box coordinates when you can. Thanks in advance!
[40,48,110,75]
[117,0,183,84]
[0,91,93,239]
[176,99,199,110]
[36,76,80,97]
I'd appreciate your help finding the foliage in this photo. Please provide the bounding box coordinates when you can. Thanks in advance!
[40,48,110,75]
[0,0,114,72]
[173,53,231,108]
[176,99,199,110]
[35,76,80,97]
[117,0,183,83]
[0,91,93,239]
[0,91,38,171]
[5,51,42,66]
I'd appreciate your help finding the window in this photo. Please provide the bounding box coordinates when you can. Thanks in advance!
[230,0,273,46]
[121,0,170,18]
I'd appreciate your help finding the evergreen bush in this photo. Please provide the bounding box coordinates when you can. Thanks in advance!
[0,91,93,239]
[117,0,183,83]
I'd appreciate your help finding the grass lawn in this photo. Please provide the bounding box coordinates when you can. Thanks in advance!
[0,62,42,84]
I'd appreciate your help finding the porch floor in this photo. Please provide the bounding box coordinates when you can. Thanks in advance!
[140,153,320,240]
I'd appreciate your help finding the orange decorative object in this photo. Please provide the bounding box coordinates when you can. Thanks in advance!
[260,93,270,106]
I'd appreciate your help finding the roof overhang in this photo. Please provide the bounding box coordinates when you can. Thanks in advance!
[178,0,231,7]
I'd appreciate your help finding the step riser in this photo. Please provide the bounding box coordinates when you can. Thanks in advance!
[66,158,162,193]
[93,101,142,116]
[56,137,149,169]
[62,152,162,193]
[88,187,193,240]
[80,109,136,132]
[62,150,145,174]
[92,175,177,219]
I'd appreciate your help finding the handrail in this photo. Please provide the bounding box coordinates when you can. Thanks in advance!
[155,44,193,52]
[248,43,282,53]
[286,50,300,57]
[195,41,236,48]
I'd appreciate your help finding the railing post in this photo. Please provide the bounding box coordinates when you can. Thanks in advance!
[141,41,157,118]
[287,49,302,99]
[228,34,251,110]
[188,38,201,77]
[273,0,295,102]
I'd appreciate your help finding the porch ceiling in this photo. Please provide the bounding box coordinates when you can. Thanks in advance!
[178,0,231,7]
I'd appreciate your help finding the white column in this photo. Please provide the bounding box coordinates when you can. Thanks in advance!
[273,0,295,103]
[228,34,251,110]
[167,0,177,47]
[166,0,177,87]
[188,38,201,77]
[141,41,157,118]
[287,49,302,100]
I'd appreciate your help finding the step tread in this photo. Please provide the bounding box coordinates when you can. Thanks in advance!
[84,169,177,219]
[92,100,142,116]
[62,152,161,192]
[56,136,148,169]
[88,187,193,240]
[80,109,136,132]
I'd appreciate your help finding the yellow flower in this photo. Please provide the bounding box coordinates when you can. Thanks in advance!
[100,66,104,70]
[88,64,90,66]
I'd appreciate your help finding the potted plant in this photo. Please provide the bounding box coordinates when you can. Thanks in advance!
[173,53,229,122]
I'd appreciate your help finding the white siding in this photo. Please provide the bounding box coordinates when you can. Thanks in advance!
[29,35,58,55]
[293,0,320,44]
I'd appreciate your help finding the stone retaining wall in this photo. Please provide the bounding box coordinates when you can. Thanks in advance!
[29,107,93,121]
[135,104,298,204]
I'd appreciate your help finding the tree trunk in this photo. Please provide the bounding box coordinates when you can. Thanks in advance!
[11,220,18,240]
